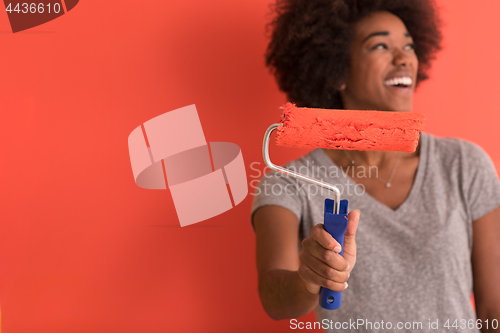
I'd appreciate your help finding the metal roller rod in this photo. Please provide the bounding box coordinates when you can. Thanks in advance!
[262,123,341,214]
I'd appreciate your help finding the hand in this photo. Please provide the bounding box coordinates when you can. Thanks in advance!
[298,209,360,295]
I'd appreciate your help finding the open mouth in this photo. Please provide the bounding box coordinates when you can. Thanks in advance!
[384,77,412,89]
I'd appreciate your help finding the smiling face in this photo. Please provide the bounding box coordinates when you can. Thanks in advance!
[339,11,418,111]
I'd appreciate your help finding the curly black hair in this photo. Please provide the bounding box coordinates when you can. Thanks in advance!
[265,0,443,109]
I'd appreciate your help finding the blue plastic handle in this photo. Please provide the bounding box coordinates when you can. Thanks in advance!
[319,198,349,310]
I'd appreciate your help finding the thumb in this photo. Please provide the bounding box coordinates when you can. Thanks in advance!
[342,209,360,268]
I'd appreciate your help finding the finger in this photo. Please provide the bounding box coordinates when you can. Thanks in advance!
[298,264,349,292]
[310,224,342,253]
[345,209,360,240]
[299,251,350,283]
[303,238,350,271]
[343,209,360,266]
[343,209,360,251]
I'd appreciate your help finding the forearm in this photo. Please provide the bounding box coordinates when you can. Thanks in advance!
[258,269,319,320]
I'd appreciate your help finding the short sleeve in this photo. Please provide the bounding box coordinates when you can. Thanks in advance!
[462,141,500,221]
[250,169,305,227]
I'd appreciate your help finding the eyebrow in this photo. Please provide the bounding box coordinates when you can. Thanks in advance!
[363,31,412,43]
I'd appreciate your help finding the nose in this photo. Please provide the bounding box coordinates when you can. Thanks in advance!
[392,48,412,67]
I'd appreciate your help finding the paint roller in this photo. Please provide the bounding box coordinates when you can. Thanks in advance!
[262,102,425,310]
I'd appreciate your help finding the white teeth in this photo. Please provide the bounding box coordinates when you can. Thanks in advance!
[384,77,412,86]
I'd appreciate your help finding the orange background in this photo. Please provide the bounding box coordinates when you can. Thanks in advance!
[0,0,499,332]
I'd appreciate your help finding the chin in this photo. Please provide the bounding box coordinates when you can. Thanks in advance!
[400,104,413,112]
[393,106,412,112]
[385,102,413,112]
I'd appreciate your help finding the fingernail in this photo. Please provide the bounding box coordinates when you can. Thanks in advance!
[344,282,348,290]
[329,242,335,248]
[347,263,350,270]
[333,246,341,253]
[348,272,350,278]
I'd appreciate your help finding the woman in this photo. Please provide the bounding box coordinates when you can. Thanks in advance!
[251,1,500,332]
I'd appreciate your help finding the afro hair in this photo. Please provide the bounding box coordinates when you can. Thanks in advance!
[265,0,443,109]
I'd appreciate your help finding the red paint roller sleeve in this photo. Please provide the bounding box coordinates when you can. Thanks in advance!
[275,102,426,153]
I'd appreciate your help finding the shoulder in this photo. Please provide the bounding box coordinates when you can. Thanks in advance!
[423,133,498,192]
[422,133,500,221]
[423,132,491,165]
[250,150,321,223]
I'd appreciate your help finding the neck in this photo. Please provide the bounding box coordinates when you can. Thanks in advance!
[347,150,399,167]
[323,140,420,169]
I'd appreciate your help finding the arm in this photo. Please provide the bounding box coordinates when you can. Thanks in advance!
[253,205,318,320]
[253,205,359,320]
[472,206,500,332]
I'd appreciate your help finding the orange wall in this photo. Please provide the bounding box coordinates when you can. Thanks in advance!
[0,1,499,332]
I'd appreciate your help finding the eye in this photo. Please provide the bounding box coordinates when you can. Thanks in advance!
[372,43,388,50]
[404,43,416,51]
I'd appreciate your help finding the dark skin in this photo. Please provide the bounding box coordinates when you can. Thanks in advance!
[329,10,419,211]
[254,11,500,329]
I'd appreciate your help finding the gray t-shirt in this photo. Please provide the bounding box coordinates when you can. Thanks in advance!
[251,132,500,332]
